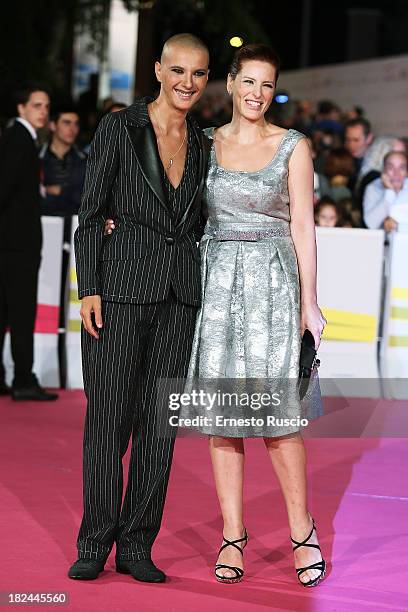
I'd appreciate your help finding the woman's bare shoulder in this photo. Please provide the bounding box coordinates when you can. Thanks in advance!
[211,124,230,141]
[265,124,289,138]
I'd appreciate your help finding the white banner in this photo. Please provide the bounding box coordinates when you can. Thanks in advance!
[316,227,384,397]
[4,217,64,388]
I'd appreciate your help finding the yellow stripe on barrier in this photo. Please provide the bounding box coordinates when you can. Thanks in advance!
[320,308,377,342]
[391,306,408,320]
[323,325,376,343]
[70,267,77,284]
[69,289,81,305]
[321,308,376,328]
[389,335,408,347]
[391,287,408,300]
[68,319,82,333]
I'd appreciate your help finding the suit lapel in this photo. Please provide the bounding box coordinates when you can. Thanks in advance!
[124,120,173,218]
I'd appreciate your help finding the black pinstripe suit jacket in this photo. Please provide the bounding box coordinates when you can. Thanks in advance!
[74,97,210,306]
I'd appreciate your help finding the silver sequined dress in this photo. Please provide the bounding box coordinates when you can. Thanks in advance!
[181,127,323,437]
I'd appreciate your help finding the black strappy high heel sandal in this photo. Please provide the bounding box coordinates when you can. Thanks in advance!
[290,515,326,587]
[214,528,248,584]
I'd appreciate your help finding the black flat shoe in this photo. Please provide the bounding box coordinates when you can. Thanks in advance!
[68,558,106,580]
[116,559,166,583]
[12,384,58,401]
[290,515,326,587]
[214,528,248,584]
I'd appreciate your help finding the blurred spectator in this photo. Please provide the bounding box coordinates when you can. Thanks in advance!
[337,197,358,228]
[363,151,408,231]
[357,136,406,195]
[40,107,86,217]
[345,105,365,121]
[344,117,374,187]
[314,196,341,227]
[344,117,375,223]
[314,100,343,135]
[293,99,314,136]
[0,84,57,401]
[308,137,329,203]
[39,106,87,387]
[314,196,353,228]
[307,138,328,205]
[312,128,343,174]
[323,147,354,202]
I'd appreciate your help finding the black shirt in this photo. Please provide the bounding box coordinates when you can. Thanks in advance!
[40,144,87,217]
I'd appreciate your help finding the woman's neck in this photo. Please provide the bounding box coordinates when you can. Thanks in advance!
[149,95,187,135]
[222,114,271,144]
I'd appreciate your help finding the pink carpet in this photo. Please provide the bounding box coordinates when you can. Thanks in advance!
[0,391,407,611]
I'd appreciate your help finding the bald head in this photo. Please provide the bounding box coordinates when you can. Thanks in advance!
[161,33,209,65]
[155,33,209,111]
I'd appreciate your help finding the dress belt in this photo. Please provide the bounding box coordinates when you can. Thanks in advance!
[204,221,291,241]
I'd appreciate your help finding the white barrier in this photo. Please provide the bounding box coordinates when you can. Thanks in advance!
[64,225,387,395]
[4,217,64,387]
[2,219,398,396]
[381,232,408,398]
[316,227,384,397]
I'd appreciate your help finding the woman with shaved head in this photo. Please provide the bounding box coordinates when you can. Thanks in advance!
[70,33,210,583]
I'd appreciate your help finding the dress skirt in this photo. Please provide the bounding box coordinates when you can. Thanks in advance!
[180,219,324,438]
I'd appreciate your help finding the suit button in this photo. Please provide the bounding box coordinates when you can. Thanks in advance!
[165,236,175,245]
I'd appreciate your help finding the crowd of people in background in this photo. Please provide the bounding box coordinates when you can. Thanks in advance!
[193,95,408,231]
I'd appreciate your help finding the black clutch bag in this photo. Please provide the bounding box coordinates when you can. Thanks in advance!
[298,329,320,400]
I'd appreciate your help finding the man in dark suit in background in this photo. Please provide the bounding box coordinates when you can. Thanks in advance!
[0,85,58,401]
[68,33,210,583]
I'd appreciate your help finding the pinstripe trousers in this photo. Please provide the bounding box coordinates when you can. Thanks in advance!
[77,289,198,560]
